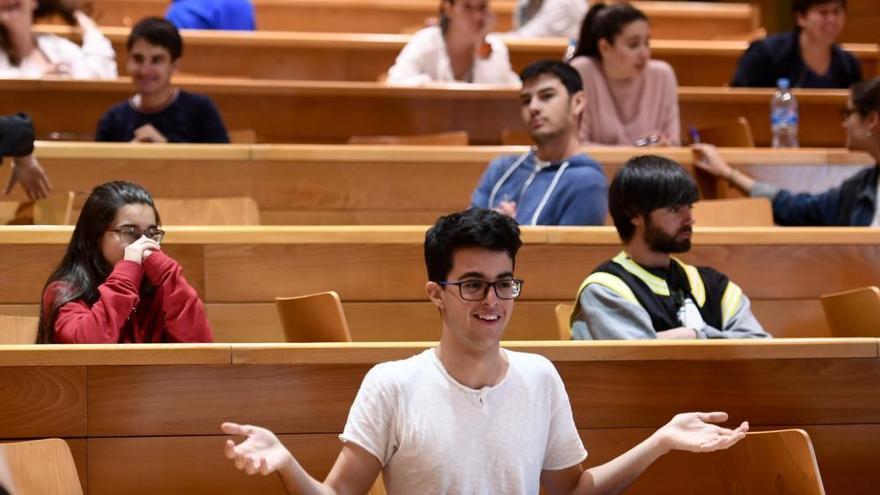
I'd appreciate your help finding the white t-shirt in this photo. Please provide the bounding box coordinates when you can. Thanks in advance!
[386,26,521,86]
[0,31,117,79]
[511,0,589,39]
[340,348,588,495]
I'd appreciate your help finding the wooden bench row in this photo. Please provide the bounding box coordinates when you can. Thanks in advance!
[0,79,851,146]
[21,143,872,224]
[2,226,879,339]
[81,0,761,40]
[1,341,877,494]
[37,25,880,87]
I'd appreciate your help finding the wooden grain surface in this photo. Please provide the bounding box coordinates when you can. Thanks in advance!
[35,26,878,86]
[80,0,759,39]
[0,79,849,146]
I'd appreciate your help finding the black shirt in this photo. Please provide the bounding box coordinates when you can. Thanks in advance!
[95,90,230,143]
[0,113,35,156]
[731,31,862,89]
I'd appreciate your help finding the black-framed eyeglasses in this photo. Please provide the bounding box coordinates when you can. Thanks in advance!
[107,226,165,244]
[438,278,524,301]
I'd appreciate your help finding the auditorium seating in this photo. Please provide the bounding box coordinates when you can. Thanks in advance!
[1,225,873,340]
[34,26,880,87]
[0,341,874,494]
[0,79,852,146]
[81,0,761,39]
[21,143,871,225]
[0,438,84,494]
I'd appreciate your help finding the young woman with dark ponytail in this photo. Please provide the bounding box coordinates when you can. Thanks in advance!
[569,2,680,146]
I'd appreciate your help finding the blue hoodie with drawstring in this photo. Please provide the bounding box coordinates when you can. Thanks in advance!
[470,150,607,225]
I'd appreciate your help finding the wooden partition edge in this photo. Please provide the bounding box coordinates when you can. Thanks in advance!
[230,339,880,365]
[0,344,232,366]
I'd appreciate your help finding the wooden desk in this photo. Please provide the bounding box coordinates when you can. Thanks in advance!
[0,341,877,494]
[38,26,878,87]
[25,142,872,224]
[2,226,880,339]
[0,78,850,146]
[82,0,760,40]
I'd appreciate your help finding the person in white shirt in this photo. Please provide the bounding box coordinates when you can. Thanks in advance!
[222,208,749,495]
[0,0,117,79]
[386,0,519,85]
[511,0,588,39]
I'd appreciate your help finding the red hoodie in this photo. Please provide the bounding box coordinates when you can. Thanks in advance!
[44,250,213,343]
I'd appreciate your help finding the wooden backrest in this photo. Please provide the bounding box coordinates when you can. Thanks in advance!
[0,315,39,344]
[724,429,825,494]
[821,286,880,337]
[34,191,75,225]
[554,303,573,340]
[694,117,756,147]
[0,438,83,495]
[348,131,469,146]
[228,129,258,144]
[153,197,260,225]
[693,197,774,226]
[655,429,825,494]
[500,129,533,146]
[274,291,352,343]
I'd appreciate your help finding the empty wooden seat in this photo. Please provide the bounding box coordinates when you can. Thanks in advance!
[153,197,260,225]
[275,291,352,343]
[0,438,83,495]
[821,286,880,337]
[693,197,774,227]
[500,129,533,146]
[348,131,468,146]
[0,315,39,344]
[554,303,573,340]
[692,117,756,148]
[0,191,75,225]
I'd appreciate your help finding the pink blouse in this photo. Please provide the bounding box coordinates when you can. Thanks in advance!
[570,56,681,146]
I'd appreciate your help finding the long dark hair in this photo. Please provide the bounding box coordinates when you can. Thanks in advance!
[36,181,160,344]
[1,0,81,66]
[573,2,648,60]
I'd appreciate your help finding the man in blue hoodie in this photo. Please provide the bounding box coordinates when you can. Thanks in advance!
[471,59,607,226]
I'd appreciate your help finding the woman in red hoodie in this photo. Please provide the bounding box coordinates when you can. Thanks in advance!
[36,181,213,344]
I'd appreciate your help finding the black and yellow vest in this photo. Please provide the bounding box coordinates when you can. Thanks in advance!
[572,251,744,333]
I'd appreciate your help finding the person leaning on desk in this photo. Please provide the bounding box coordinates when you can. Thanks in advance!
[0,113,51,200]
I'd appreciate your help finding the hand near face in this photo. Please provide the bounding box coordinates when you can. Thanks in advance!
[656,412,748,453]
[131,124,168,143]
[493,200,517,219]
[123,235,161,264]
[5,154,52,200]
[222,422,294,476]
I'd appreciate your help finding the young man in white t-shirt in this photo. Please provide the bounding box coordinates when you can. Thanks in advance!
[222,208,749,495]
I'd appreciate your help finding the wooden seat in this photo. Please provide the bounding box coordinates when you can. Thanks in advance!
[0,438,83,495]
[0,315,39,344]
[692,117,756,147]
[153,197,260,225]
[501,129,532,146]
[274,291,352,343]
[0,191,75,225]
[693,197,774,226]
[733,429,825,494]
[348,131,468,146]
[228,129,257,144]
[821,286,880,337]
[554,303,573,340]
[34,191,75,225]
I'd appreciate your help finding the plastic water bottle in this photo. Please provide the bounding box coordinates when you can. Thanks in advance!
[771,78,799,148]
[563,38,577,62]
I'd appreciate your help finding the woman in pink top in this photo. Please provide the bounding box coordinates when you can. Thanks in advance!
[569,3,680,146]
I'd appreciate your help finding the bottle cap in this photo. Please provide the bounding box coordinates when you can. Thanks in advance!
[777,78,790,90]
